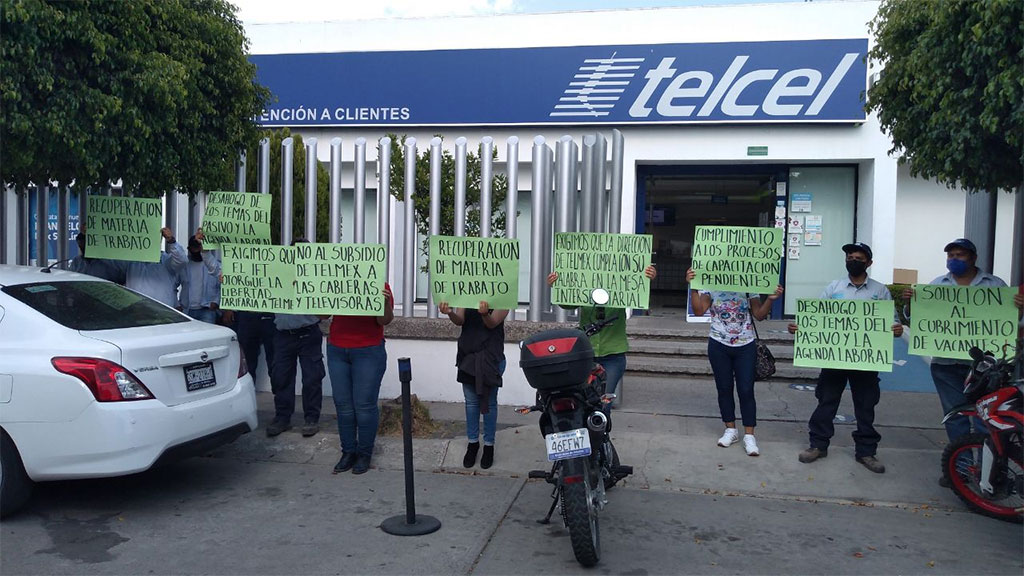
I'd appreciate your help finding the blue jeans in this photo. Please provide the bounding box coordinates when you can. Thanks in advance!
[187,307,218,324]
[596,353,626,397]
[328,343,387,457]
[931,363,985,443]
[463,384,499,445]
[707,339,757,428]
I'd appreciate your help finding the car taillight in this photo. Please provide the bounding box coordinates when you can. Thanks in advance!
[51,357,154,402]
[551,398,576,413]
[238,349,249,378]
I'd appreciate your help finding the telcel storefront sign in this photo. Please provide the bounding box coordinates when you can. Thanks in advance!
[251,39,867,126]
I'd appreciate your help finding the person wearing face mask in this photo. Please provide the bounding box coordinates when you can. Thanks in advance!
[901,238,1024,486]
[789,242,904,474]
[177,229,222,324]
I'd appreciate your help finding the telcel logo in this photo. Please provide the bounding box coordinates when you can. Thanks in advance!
[628,53,860,119]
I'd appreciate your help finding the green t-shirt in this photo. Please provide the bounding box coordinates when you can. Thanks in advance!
[578,306,628,357]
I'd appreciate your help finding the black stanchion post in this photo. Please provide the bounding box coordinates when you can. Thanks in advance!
[381,357,441,536]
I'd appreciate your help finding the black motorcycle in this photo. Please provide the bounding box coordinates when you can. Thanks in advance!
[517,290,632,567]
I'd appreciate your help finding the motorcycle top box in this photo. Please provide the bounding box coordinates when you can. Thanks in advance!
[520,328,595,390]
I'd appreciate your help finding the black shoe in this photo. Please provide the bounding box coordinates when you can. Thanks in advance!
[266,420,292,437]
[939,475,951,488]
[463,442,480,468]
[301,420,320,437]
[856,455,886,474]
[798,447,827,463]
[481,445,494,469]
[333,453,357,474]
[352,454,371,475]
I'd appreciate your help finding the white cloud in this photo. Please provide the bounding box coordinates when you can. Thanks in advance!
[230,0,521,24]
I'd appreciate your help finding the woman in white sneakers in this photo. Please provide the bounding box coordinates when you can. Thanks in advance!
[686,268,782,456]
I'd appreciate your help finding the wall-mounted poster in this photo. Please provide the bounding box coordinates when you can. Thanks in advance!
[791,193,813,212]
[789,215,803,233]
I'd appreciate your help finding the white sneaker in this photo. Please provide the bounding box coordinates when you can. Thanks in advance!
[717,428,739,447]
[743,434,760,457]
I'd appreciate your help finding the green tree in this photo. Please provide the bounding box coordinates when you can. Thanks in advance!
[866,0,1023,193]
[386,135,511,267]
[1,0,271,196]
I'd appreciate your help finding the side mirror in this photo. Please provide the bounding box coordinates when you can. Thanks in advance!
[591,288,610,306]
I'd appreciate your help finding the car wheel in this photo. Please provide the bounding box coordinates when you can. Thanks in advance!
[1,430,33,518]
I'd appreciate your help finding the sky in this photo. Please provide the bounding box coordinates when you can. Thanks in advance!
[230,0,808,24]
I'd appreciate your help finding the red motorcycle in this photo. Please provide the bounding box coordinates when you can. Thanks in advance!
[940,345,1023,523]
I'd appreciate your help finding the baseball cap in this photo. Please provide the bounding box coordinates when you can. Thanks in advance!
[187,235,202,251]
[842,242,872,260]
[943,238,977,255]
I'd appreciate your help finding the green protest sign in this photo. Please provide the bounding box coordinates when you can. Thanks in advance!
[552,233,652,308]
[85,196,163,262]
[220,244,296,313]
[428,236,520,310]
[908,285,1018,360]
[293,243,387,315]
[690,226,783,292]
[200,191,272,248]
[793,298,894,372]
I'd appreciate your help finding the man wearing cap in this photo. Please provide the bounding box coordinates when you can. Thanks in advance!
[790,242,903,474]
[902,238,1024,473]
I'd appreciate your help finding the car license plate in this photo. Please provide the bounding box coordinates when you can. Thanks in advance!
[545,428,591,462]
[183,362,217,392]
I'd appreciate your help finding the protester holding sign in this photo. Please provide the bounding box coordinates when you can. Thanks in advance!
[686,268,782,457]
[547,265,657,403]
[439,300,510,470]
[124,227,187,308]
[177,230,222,324]
[790,243,903,474]
[327,284,395,475]
[69,230,126,284]
[901,238,1023,470]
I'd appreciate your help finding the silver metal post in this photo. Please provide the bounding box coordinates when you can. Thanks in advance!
[236,151,247,193]
[281,137,294,246]
[57,185,69,268]
[17,190,28,265]
[35,186,48,266]
[594,133,608,233]
[377,137,392,278]
[554,136,575,323]
[609,129,624,233]
[480,136,494,238]
[304,138,318,243]
[354,137,367,243]
[454,137,467,238]
[259,138,271,195]
[0,186,7,264]
[542,146,554,316]
[529,136,547,322]
[579,135,596,233]
[166,190,178,240]
[329,138,343,243]
[506,137,519,240]
[569,140,579,233]
[402,137,417,317]
[427,137,442,318]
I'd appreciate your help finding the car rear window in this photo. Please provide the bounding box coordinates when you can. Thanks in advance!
[2,281,189,330]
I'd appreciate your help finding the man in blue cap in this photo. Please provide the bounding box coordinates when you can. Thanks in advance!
[790,242,903,474]
[902,238,1023,485]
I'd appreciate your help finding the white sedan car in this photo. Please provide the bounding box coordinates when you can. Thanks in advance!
[0,265,258,517]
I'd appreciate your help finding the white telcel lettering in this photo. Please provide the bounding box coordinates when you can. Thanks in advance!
[656,71,713,117]
[763,69,821,115]
[628,57,678,118]
[721,69,778,116]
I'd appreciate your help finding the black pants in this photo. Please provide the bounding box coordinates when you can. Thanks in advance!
[271,324,325,424]
[234,312,277,378]
[808,368,881,458]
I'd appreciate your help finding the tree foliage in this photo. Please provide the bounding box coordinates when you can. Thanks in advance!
[866,0,1023,193]
[386,135,511,263]
[1,0,271,196]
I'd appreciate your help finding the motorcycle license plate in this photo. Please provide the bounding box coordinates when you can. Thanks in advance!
[545,428,591,462]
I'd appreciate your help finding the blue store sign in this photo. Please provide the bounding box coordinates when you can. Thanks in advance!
[251,38,867,127]
[28,190,80,262]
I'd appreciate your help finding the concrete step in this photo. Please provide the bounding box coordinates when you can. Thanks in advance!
[630,338,795,360]
[624,355,819,381]
[626,320,795,344]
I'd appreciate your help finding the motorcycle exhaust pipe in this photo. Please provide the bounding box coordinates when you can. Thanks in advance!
[587,410,608,433]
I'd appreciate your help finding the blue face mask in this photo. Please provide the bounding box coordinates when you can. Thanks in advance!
[946,258,969,276]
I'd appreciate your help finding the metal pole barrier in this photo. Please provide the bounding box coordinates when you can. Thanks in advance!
[542,146,554,316]
[454,138,467,238]
[0,186,7,264]
[402,137,417,317]
[594,133,608,233]
[579,135,596,233]
[57,185,69,268]
[554,136,575,323]
[281,137,294,246]
[609,129,624,234]
[236,150,247,193]
[480,136,493,238]
[378,137,392,277]
[528,136,546,322]
[427,137,442,318]
[381,358,442,536]
[305,138,318,243]
[259,138,271,195]
[354,137,367,243]
[505,137,519,322]
[35,186,48,266]
[330,138,343,244]
[17,190,28,265]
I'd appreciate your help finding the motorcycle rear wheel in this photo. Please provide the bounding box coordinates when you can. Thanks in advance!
[941,433,1023,523]
[562,458,601,566]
